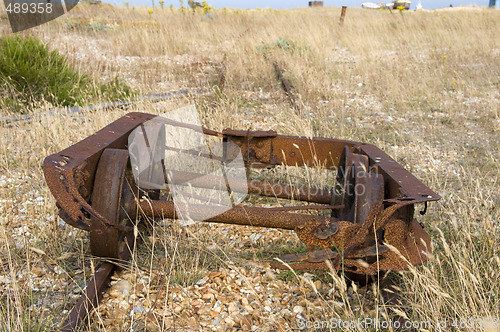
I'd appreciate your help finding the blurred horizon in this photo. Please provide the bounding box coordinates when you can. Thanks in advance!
[103,0,493,10]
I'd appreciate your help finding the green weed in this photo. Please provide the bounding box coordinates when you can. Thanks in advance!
[0,35,135,113]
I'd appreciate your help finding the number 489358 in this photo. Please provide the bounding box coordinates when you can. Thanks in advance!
[6,2,53,14]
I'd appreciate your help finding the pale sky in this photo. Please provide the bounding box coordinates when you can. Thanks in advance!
[105,0,493,10]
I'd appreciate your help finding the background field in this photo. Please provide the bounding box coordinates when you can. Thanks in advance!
[0,4,499,331]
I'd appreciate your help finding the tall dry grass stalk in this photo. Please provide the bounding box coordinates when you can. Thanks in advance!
[0,4,498,331]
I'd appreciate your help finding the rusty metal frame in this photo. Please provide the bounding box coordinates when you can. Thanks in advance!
[43,112,440,330]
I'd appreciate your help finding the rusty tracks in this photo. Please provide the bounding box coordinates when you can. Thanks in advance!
[59,263,116,331]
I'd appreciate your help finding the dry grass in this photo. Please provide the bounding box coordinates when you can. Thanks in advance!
[0,4,499,331]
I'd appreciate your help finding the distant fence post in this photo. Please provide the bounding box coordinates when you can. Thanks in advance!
[340,6,347,25]
[489,0,496,8]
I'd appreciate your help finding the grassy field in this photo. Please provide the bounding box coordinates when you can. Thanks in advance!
[0,4,499,331]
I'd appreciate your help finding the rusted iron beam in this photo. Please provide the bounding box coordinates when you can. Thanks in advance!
[223,132,440,204]
[60,262,115,332]
[223,131,355,170]
[262,204,344,211]
[273,62,301,114]
[161,169,333,204]
[138,200,331,230]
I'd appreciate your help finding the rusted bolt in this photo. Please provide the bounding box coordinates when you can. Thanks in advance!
[290,151,296,157]
[256,141,264,148]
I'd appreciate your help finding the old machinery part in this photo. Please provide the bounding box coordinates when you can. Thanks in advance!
[43,111,440,330]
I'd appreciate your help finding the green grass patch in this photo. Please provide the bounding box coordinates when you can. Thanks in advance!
[257,37,310,56]
[0,35,135,113]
